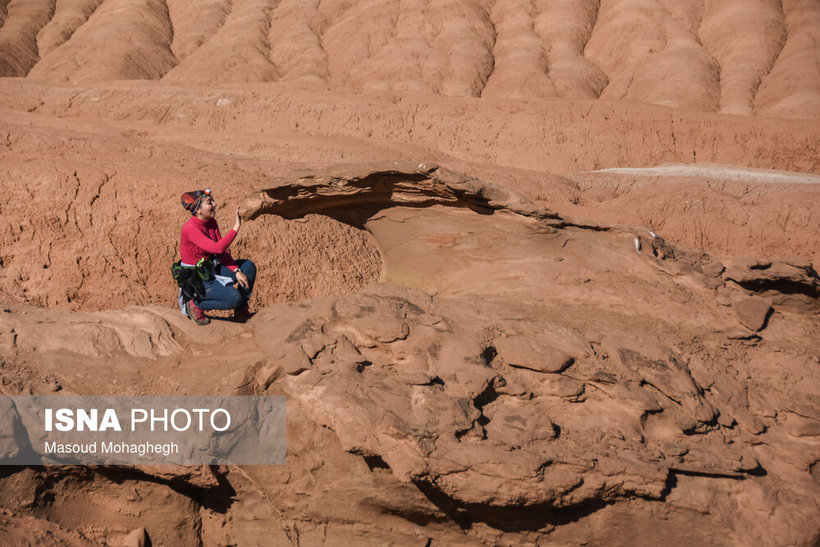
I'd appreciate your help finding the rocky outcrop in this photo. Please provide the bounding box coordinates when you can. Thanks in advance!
[235,163,818,544]
[0,306,182,360]
[241,161,561,225]
[724,258,819,294]
[0,163,817,544]
[723,258,820,312]
[251,284,760,520]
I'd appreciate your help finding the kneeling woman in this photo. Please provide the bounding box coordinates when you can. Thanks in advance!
[179,189,256,325]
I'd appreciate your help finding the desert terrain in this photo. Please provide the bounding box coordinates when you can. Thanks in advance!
[0,0,818,545]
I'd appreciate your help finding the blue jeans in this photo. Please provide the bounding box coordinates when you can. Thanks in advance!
[197,259,256,311]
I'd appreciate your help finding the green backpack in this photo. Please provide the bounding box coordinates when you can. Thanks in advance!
[171,257,214,301]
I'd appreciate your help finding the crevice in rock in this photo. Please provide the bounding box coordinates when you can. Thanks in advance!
[363,454,391,471]
[480,345,497,367]
[5,464,237,515]
[421,375,445,388]
[473,382,499,410]
[93,465,237,513]
[640,380,683,406]
[551,219,611,231]
[638,408,663,431]
[376,503,452,527]
[731,279,819,299]
[657,470,678,500]
[411,478,613,532]
[669,467,759,480]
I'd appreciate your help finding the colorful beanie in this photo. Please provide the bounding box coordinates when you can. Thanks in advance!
[180,189,211,214]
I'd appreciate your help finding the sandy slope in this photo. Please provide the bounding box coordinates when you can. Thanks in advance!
[0,0,818,117]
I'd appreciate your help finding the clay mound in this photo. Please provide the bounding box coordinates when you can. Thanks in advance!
[161,0,278,85]
[755,0,820,118]
[165,0,232,62]
[2,0,818,117]
[1,164,817,545]
[699,0,785,116]
[27,0,177,82]
[0,0,54,76]
[35,0,104,59]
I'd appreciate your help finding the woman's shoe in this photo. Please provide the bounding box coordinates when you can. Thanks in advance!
[186,300,211,325]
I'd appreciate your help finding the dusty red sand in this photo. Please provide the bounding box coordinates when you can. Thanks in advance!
[0,1,818,545]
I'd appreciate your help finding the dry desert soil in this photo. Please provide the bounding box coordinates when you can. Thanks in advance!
[0,0,819,545]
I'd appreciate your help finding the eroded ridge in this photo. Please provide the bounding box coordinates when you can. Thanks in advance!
[2,0,818,116]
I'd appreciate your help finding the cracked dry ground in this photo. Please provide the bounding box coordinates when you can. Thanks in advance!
[0,164,818,545]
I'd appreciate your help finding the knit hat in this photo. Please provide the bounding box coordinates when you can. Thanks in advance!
[180,189,212,214]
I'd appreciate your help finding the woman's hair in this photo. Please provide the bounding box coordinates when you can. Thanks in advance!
[180,189,212,214]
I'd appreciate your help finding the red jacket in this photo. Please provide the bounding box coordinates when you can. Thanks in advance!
[179,216,238,271]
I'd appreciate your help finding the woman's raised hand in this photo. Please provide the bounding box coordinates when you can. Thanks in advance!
[233,207,241,232]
